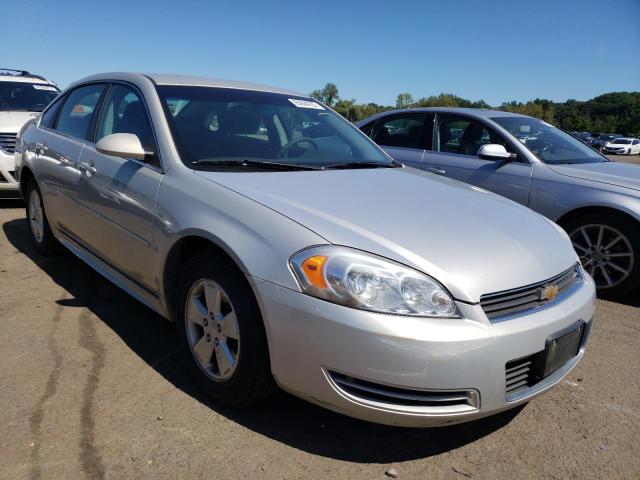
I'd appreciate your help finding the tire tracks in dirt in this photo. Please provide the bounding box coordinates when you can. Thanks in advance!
[77,276,107,480]
[28,301,65,480]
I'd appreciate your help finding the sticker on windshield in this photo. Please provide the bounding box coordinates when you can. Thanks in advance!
[32,85,58,91]
[288,99,324,110]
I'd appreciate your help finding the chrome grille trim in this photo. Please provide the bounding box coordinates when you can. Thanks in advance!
[327,371,479,411]
[481,264,583,322]
[0,132,17,154]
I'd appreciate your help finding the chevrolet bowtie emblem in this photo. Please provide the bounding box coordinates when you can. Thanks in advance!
[540,284,559,302]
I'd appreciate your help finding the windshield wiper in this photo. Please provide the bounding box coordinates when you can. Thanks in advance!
[191,159,321,171]
[322,160,401,170]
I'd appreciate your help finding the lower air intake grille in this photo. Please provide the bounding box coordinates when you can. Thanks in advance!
[0,133,17,154]
[505,355,536,395]
[328,371,478,409]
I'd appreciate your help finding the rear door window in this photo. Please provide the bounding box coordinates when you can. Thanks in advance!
[372,114,432,149]
[55,84,106,141]
[40,94,66,129]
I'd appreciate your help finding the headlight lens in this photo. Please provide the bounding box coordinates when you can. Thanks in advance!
[289,246,458,317]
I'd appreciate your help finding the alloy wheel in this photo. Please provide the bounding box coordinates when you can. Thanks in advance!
[184,278,240,381]
[29,188,44,243]
[570,224,634,289]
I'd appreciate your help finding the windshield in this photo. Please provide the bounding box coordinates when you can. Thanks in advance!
[156,86,392,170]
[491,116,607,165]
[611,139,631,144]
[0,81,60,112]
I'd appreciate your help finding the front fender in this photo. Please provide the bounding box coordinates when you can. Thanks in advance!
[154,169,326,309]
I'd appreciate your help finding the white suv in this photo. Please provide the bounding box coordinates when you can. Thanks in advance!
[0,69,60,198]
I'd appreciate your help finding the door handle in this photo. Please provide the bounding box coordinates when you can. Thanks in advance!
[79,161,97,176]
[58,155,74,166]
[427,167,446,175]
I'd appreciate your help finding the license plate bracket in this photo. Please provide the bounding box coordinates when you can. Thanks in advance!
[533,321,585,379]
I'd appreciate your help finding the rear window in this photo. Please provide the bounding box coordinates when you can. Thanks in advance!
[0,81,60,112]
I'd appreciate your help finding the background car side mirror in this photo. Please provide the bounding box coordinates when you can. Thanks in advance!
[95,133,150,161]
[477,144,517,161]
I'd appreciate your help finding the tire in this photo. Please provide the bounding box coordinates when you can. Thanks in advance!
[563,212,640,294]
[175,252,275,406]
[25,179,60,256]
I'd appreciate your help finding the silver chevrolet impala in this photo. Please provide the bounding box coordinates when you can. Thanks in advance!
[15,73,596,427]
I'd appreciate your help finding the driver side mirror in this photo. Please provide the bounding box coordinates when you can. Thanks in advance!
[477,144,517,161]
[95,133,151,161]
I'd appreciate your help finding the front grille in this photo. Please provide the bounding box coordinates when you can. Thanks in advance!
[480,264,582,321]
[505,355,536,395]
[328,371,478,409]
[0,132,17,154]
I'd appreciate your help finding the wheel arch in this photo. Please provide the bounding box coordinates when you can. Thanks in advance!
[556,205,640,231]
[161,231,254,322]
[18,165,35,199]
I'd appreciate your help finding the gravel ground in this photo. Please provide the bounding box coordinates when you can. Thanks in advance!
[0,157,639,480]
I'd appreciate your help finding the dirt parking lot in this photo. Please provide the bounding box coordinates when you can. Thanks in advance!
[1,157,639,479]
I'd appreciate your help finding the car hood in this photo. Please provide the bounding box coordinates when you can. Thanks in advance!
[0,111,40,133]
[196,167,578,302]
[548,162,640,192]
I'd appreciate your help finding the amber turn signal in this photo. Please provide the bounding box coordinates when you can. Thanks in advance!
[301,255,328,289]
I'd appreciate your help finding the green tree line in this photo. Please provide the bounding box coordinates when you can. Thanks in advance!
[309,83,640,136]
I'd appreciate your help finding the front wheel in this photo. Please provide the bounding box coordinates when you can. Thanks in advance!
[175,253,275,406]
[565,213,640,294]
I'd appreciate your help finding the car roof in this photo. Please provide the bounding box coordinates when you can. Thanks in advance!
[73,72,306,97]
[0,74,52,85]
[356,107,531,126]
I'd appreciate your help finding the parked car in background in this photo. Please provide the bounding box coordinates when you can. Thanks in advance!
[358,108,640,293]
[591,133,622,151]
[570,131,593,145]
[15,72,595,427]
[0,68,60,198]
[602,137,640,155]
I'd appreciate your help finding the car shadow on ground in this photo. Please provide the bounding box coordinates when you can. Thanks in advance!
[3,216,525,463]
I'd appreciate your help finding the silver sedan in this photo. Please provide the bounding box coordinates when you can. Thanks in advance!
[15,73,595,427]
[358,108,640,294]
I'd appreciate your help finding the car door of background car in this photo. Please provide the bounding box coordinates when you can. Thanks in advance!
[76,83,162,292]
[366,113,433,168]
[632,139,640,154]
[421,113,533,205]
[35,83,107,237]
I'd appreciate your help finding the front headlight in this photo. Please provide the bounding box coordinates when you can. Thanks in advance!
[289,246,458,317]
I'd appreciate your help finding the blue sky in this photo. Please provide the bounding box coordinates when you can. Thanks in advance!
[2,0,638,106]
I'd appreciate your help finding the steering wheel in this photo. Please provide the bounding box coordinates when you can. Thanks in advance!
[277,137,319,158]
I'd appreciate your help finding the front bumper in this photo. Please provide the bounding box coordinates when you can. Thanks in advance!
[0,149,20,197]
[254,274,596,427]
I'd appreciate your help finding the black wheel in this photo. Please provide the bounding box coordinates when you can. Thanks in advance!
[564,212,640,294]
[175,252,275,406]
[25,179,60,256]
